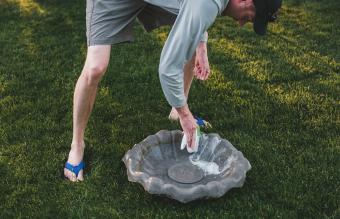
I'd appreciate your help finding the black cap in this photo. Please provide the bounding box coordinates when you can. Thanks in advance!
[253,0,282,35]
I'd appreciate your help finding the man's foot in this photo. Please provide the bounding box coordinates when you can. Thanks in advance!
[64,143,85,182]
[168,107,179,121]
[194,41,211,80]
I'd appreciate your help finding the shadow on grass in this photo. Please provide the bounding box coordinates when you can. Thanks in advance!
[0,0,339,218]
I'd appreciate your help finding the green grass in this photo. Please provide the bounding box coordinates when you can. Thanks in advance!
[0,0,339,218]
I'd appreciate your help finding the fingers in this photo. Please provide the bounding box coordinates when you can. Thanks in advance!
[180,133,187,150]
[186,131,193,149]
[194,57,210,80]
[194,67,210,80]
[186,127,199,153]
[194,67,201,80]
[190,131,196,150]
[194,66,203,80]
[178,109,197,152]
[203,68,210,80]
[186,124,197,151]
[195,41,211,80]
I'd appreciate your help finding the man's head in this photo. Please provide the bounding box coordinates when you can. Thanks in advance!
[223,0,282,35]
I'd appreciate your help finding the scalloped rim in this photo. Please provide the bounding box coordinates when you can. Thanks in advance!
[122,130,251,203]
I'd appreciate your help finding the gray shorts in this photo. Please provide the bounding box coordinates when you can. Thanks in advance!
[86,0,177,46]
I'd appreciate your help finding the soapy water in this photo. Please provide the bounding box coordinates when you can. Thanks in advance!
[189,134,236,176]
[189,160,220,175]
[189,154,236,176]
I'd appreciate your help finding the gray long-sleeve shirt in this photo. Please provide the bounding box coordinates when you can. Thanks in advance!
[145,0,229,107]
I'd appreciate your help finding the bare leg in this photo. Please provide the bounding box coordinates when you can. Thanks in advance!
[168,52,196,121]
[64,45,111,182]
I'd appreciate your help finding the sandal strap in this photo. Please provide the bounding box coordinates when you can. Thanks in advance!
[194,116,212,128]
[195,116,205,126]
[65,161,85,177]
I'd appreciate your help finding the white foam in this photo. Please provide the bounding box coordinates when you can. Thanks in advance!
[189,154,237,176]
[187,133,236,176]
[190,160,220,175]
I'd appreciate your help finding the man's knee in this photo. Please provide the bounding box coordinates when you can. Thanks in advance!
[83,63,108,86]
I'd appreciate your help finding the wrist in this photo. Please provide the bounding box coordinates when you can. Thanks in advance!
[197,41,207,53]
[175,104,191,118]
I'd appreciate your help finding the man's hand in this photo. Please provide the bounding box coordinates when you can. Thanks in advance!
[176,105,197,150]
[194,41,210,80]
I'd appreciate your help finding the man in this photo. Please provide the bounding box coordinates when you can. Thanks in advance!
[64,0,282,182]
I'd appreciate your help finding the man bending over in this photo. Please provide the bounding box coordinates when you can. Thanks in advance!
[64,0,282,182]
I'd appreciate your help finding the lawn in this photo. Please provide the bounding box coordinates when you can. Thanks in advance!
[0,0,339,218]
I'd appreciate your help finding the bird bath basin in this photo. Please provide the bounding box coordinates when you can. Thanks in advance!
[122,130,251,203]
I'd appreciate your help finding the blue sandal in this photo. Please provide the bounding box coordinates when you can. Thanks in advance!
[65,161,85,178]
[194,116,212,128]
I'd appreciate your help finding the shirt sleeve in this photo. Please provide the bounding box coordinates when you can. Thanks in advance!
[158,0,218,107]
[199,31,208,43]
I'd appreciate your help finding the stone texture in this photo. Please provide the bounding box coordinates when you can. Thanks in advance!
[122,130,251,203]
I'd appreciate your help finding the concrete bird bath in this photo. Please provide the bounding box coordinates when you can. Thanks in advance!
[122,130,251,203]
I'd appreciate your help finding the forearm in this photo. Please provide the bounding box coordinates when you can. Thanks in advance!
[159,70,186,107]
[158,0,218,108]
